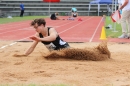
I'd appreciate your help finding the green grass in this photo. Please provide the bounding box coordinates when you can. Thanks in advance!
[0,16,122,38]
[105,16,122,38]
[0,16,48,24]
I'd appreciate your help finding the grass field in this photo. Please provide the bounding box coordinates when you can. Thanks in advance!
[105,16,122,38]
[0,16,48,24]
[0,16,122,38]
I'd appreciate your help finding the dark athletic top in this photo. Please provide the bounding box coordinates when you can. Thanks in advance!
[39,27,69,51]
[50,13,56,20]
[73,13,77,17]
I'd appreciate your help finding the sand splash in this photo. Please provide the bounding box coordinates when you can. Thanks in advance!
[44,42,111,61]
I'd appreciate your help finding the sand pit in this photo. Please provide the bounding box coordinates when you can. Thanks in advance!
[0,41,130,86]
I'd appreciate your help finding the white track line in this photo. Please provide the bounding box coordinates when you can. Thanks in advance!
[89,17,103,42]
[0,35,34,50]
[0,42,17,49]
[0,45,9,49]
[0,27,33,35]
[0,17,93,50]
[0,18,77,35]
[59,17,93,34]
[0,21,31,30]
[0,20,75,49]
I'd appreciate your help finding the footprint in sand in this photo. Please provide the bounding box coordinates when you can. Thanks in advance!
[13,54,26,57]
[14,62,24,65]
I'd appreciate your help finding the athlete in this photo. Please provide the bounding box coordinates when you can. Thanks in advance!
[50,12,65,20]
[14,18,70,56]
[71,8,78,18]
[72,11,78,18]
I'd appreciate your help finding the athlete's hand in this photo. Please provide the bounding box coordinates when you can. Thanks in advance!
[30,36,37,40]
[30,36,40,41]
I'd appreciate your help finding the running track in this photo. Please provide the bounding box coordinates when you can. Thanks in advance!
[0,16,130,43]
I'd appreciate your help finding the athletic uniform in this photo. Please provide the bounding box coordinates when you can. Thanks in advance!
[73,13,77,17]
[50,13,57,20]
[71,8,78,17]
[39,27,70,51]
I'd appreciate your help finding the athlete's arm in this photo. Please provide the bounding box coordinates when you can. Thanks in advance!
[24,33,39,56]
[119,0,129,10]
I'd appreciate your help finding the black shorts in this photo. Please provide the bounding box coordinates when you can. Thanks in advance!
[55,43,70,50]
[73,15,77,17]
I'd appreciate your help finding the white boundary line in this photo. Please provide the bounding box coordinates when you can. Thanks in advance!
[0,21,31,30]
[0,19,78,35]
[89,17,103,42]
[59,17,93,34]
[0,20,77,49]
[0,35,34,50]
[0,27,33,35]
[0,17,93,50]
[0,45,9,49]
